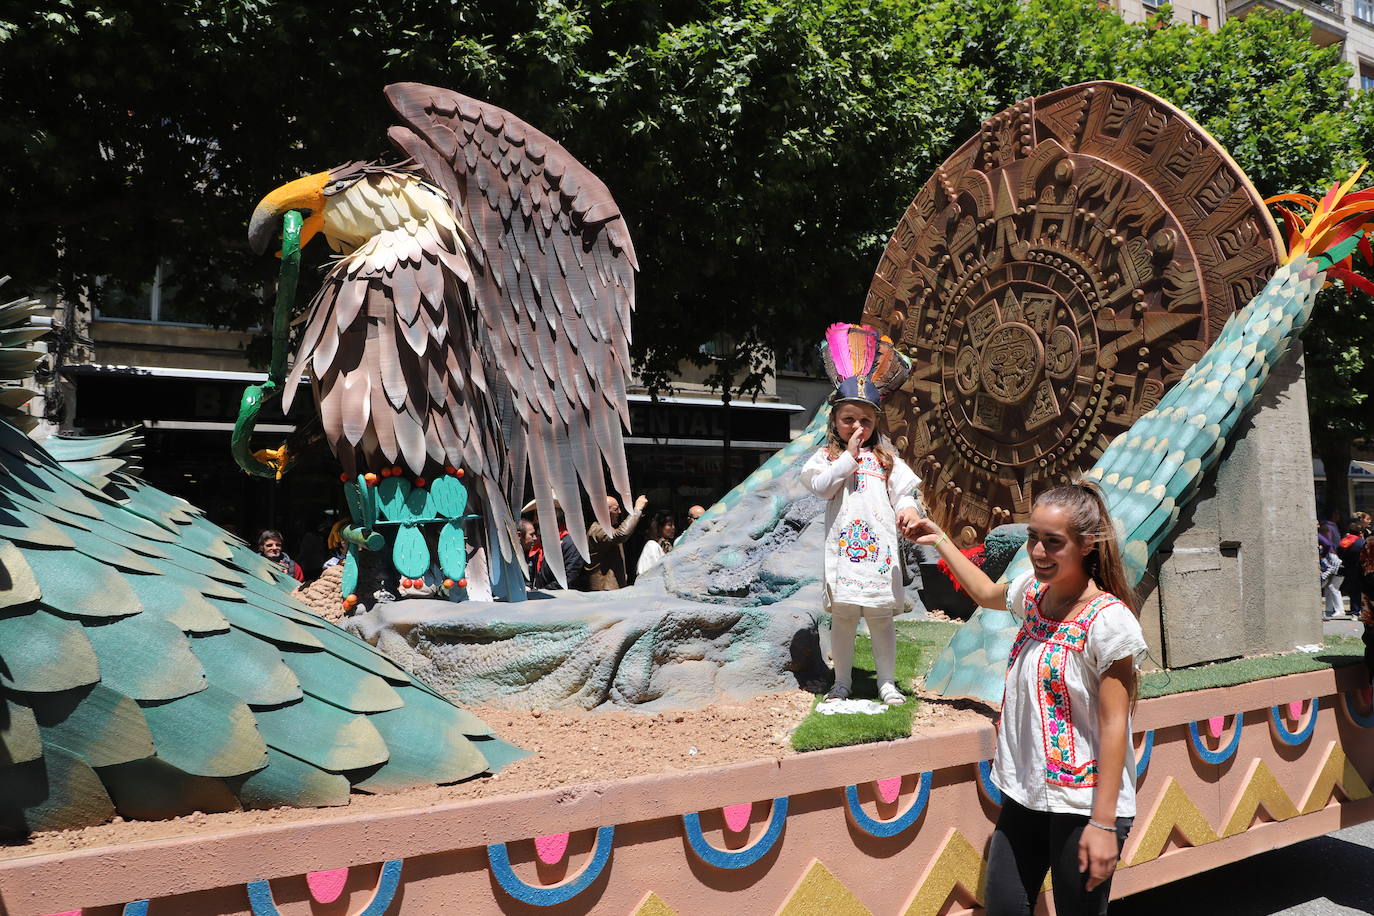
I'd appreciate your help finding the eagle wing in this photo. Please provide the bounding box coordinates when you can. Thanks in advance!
[280,165,522,569]
[382,82,638,585]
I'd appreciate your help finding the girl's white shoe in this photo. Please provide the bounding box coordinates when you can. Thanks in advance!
[879,682,906,706]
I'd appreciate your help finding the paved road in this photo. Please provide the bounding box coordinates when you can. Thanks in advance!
[1112,819,1374,914]
[1115,615,1373,915]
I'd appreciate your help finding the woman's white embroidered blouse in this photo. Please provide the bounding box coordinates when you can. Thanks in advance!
[991,570,1148,817]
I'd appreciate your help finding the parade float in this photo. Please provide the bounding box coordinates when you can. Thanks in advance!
[3,80,1374,915]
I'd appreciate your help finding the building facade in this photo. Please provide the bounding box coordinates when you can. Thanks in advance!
[23,283,831,574]
[1113,0,1374,90]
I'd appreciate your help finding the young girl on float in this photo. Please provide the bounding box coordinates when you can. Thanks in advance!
[801,324,922,706]
[908,482,1146,915]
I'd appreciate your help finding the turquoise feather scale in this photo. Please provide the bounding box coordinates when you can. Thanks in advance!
[0,289,524,836]
[924,256,1327,703]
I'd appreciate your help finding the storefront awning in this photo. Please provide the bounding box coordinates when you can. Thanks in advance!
[1312,459,1374,478]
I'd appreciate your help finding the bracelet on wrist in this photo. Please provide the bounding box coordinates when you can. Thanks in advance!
[933,532,948,549]
[1087,818,1116,833]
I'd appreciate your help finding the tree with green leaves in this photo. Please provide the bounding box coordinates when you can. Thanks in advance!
[3,0,1372,511]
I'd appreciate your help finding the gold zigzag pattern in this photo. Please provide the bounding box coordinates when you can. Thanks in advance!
[632,892,680,916]
[1128,743,1373,866]
[629,745,1373,916]
[778,860,875,916]
[902,829,986,916]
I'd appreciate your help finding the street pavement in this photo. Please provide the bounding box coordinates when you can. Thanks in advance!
[1114,614,1374,915]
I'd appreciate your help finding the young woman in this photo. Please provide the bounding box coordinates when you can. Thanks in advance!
[635,510,677,576]
[907,482,1146,915]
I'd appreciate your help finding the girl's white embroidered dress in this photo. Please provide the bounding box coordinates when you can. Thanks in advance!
[992,571,1148,817]
[801,446,920,610]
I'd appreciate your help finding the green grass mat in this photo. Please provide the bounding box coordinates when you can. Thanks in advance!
[791,620,959,753]
[1139,634,1367,699]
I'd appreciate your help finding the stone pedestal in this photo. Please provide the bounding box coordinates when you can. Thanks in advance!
[1139,346,1321,669]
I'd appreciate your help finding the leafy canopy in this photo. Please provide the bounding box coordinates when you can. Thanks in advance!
[2,0,1371,427]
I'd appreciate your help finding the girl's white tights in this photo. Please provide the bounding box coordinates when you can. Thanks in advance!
[829,603,898,690]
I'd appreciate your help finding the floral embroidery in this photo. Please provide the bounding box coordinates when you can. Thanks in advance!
[1006,582,1122,788]
[855,453,885,493]
[838,519,880,563]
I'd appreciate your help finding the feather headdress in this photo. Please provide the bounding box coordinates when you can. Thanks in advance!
[819,323,911,407]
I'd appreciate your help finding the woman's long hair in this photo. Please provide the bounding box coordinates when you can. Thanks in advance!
[823,399,896,474]
[1035,481,1139,705]
[1033,481,1137,616]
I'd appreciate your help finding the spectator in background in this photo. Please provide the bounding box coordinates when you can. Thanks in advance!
[687,505,706,525]
[556,509,588,590]
[1322,508,1343,547]
[587,495,648,590]
[1320,521,1343,619]
[256,529,304,582]
[1360,536,1374,685]
[1338,519,1366,617]
[636,510,678,577]
[520,519,558,590]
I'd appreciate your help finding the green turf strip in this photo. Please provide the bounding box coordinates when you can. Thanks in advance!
[1139,634,1367,698]
[791,620,959,753]
[790,625,1368,751]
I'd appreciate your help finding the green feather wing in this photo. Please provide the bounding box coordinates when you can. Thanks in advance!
[0,415,518,838]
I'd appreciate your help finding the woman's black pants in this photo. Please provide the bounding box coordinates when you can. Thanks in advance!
[985,798,1133,916]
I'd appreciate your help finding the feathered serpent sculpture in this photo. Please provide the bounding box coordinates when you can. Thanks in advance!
[925,168,1374,701]
[247,83,637,601]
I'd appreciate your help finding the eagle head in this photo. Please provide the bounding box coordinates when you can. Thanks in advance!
[247,162,392,256]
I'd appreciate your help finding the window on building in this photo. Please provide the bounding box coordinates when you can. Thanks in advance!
[1191,10,1210,26]
[1359,0,1374,21]
[95,260,217,326]
[1363,63,1374,91]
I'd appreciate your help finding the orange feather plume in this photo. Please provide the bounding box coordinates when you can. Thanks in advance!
[1267,165,1374,296]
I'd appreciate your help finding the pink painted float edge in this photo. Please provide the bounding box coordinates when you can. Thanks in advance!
[0,664,1362,916]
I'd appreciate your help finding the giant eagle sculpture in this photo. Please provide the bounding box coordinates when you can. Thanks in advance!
[247,83,637,598]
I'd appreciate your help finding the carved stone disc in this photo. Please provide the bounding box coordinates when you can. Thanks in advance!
[861,82,1281,544]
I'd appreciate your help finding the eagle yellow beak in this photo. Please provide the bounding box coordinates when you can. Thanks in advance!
[248,170,331,255]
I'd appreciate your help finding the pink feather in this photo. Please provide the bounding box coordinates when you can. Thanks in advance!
[824,323,854,377]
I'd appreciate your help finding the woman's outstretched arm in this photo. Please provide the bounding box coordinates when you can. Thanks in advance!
[904,518,1008,610]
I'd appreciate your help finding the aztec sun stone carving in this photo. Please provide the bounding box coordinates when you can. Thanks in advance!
[861,82,1282,544]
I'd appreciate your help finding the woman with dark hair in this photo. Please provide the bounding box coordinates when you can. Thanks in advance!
[256,529,304,582]
[909,481,1146,915]
[635,510,678,576]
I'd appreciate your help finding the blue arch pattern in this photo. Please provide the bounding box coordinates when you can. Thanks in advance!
[1135,730,1154,782]
[1269,699,1319,746]
[843,771,933,838]
[1345,691,1374,728]
[682,798,789,869]
[247,860,403,916]
[1186,713,1245,765]
[488,826,616,907]
[976,759,1004,806]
